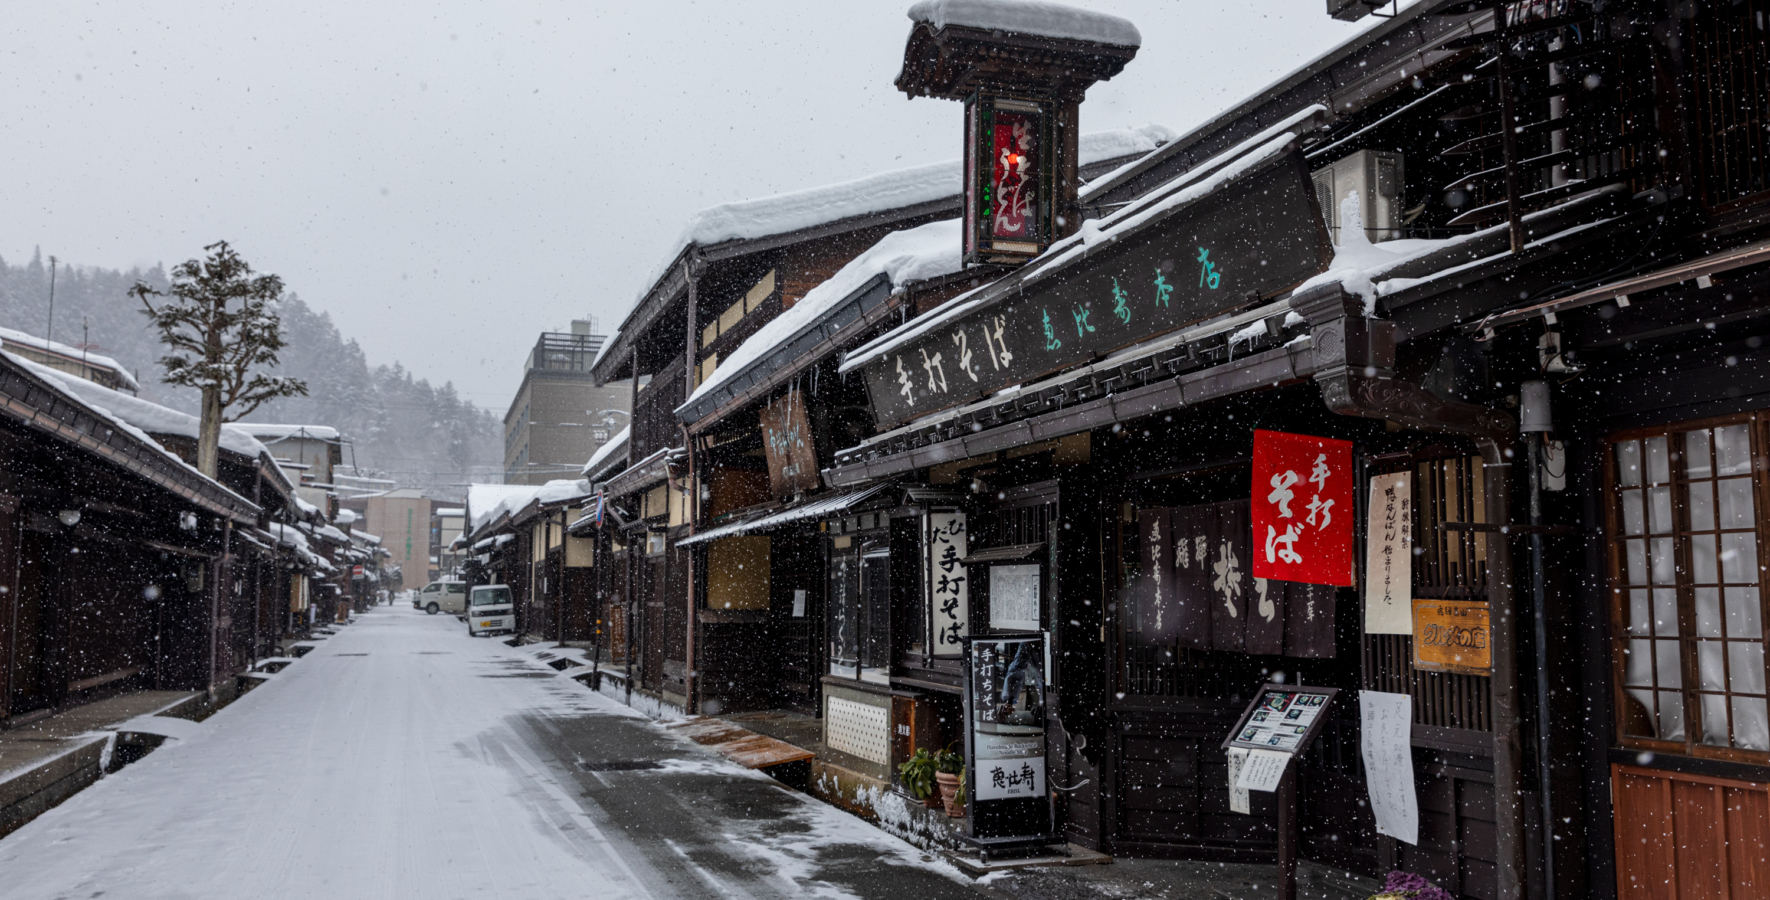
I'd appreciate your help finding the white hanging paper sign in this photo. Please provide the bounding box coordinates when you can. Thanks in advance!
[1363,472,1413,634]
[1360,690,1419,845]
[1235,748,1290,792]
[1226,748,1251,814]
[792,589,806,618]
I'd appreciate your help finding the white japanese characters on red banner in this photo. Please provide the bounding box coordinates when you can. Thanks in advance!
[1251,430,1354,587]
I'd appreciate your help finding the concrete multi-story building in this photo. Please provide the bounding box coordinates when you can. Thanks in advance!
[502,320,630,485]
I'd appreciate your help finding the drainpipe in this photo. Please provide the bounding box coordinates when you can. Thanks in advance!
[1295,282,1525,900]
[682,254,701,714]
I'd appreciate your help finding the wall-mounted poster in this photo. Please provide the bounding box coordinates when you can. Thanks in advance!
[1252,430,1354,587]
[989,564,1040,632]
[1363,472,1413,634]
[927,512,969,655]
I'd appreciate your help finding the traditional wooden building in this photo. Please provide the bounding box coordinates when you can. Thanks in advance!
[785,1,1770,897]
[0,350,272,721]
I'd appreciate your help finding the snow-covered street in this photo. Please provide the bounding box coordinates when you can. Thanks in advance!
[0,606,980,900]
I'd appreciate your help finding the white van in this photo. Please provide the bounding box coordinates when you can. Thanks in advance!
[415,580,467,615]
[467,585,516,637]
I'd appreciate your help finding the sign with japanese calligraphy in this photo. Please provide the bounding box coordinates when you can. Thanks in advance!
[927,512,969,655]
[1363,472,1414,634]
[759,388,818,498]
[1252,430,1354,587]
[965,635,1053,839]
[858,150,1330,427]
[1360,690,1419,844]
[1412,599,1492,676]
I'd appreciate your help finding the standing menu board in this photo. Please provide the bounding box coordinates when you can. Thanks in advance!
[962,635,1058,849]
[1222,684,1339,755]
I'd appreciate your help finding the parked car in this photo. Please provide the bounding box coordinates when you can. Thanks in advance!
[414,580,467,615]
[466,585,515,637]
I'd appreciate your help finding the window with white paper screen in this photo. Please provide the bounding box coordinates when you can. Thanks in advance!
[1611,416,1769,758]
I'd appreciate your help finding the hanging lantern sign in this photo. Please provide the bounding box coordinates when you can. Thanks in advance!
[965,95,1055,265]
[1252,429,1354,587]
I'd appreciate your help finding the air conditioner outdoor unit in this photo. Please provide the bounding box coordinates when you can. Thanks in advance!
[1311,149,1405,246]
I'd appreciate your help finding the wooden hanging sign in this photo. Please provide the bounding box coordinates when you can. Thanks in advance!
[1411,598,1492,676]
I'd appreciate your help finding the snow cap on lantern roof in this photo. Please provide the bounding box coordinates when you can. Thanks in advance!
[907,0,1141,48]
[897,0,1141,101]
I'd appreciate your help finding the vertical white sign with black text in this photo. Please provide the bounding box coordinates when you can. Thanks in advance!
[1363,472,1413,634]
[928,512,969,655]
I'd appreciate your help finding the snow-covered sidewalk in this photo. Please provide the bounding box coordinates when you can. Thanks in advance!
[0,606,976,900]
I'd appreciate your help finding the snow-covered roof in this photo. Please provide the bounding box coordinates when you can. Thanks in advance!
[0,325,142,392]
[680,218,963,414]
[313,524,352,545]
[598,125,1175,373]
[435,507,465,517]
[334,508,360,526]
[232,423,342,442]
[350,529,382,545]
[843,125,1305,371]
[6,351,272,460]
[1,350,267,508]
[582,426,630,479]
[466,483,542,531]
[908,0,1142,47]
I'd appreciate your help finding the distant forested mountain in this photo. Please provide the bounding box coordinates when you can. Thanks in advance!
[0,248,500,493]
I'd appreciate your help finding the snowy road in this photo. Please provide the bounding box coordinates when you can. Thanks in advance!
[0,606,983,900]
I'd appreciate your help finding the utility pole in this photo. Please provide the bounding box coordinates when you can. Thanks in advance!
[44,255,58,346]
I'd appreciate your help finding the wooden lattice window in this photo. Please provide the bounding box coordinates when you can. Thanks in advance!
[1608,414,1770,761]
[1691,0,1770,212]
[1362,455,1494,732]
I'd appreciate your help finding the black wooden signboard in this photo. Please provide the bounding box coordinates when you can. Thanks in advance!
[858,148,1330,428]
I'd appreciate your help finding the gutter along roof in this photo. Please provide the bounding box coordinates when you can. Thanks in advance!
[0,350,260,524]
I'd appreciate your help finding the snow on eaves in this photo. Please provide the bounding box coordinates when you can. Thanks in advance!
[231,423,343,442]
[679,219,964,413]
[2,350,263,505]
[908,0,1142,47]
[465,483,540,531]
[0,326,142,392]
[842,131,1300,372]
[582,425,630,479]
[435,507,465,517]
[597,126,1177,375]
[7,351,271,459]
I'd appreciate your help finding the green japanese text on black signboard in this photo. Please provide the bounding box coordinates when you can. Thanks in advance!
[859,152,1330,428]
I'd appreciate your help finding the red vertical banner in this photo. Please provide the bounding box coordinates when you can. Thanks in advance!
[1252,429,1354,587]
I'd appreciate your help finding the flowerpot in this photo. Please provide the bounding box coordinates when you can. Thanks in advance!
[922,792,943,809]
[935,771,965,818]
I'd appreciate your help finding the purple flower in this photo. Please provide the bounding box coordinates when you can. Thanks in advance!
[1377,870,1455,900]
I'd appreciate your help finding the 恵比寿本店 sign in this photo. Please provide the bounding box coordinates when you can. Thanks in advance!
[856,150,1329,427]
[1252,429,1354,588]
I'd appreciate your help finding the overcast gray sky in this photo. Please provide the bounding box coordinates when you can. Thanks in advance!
[3,1,1393,411]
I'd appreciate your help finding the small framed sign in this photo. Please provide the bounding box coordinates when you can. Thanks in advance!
[1221,684,1339,755]
[1412,598,1492,675]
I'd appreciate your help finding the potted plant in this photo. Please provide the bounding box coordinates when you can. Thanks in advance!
[897,748,942,809]
[934,745,966,818]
